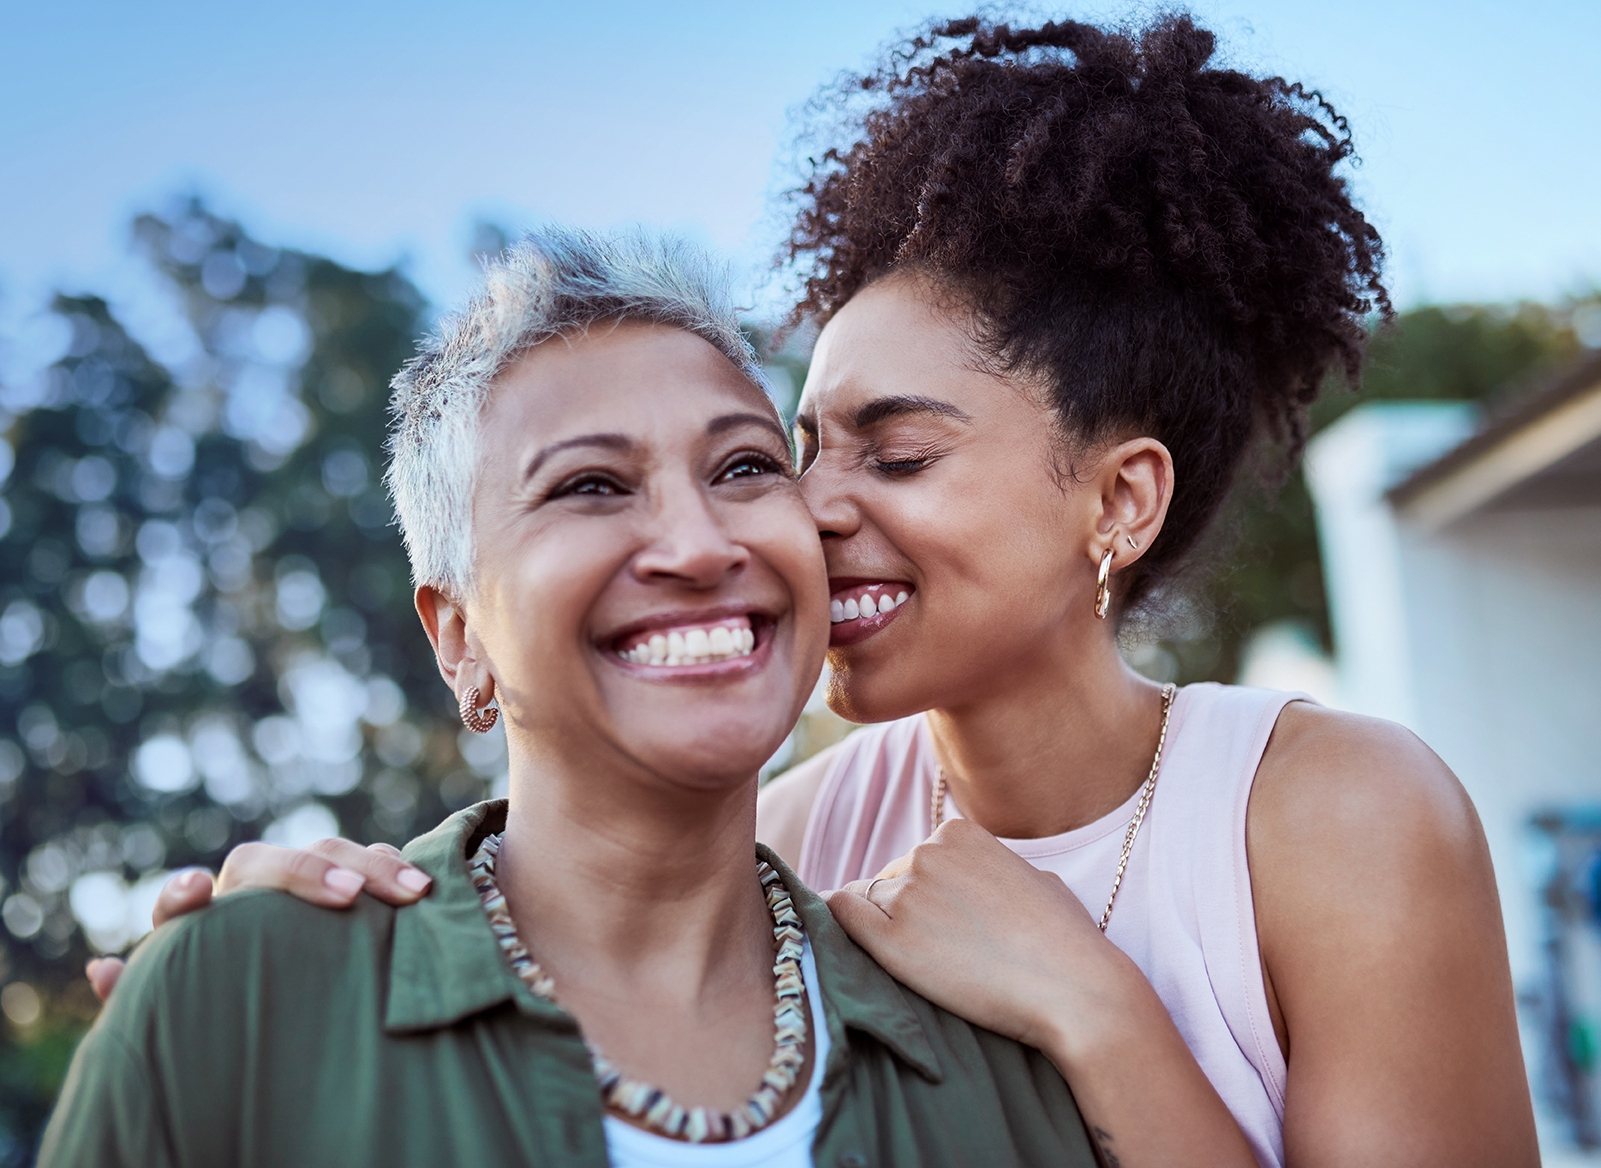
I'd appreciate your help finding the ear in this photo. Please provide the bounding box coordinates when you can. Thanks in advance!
[415,585,496,706]
[1087,437,1174,571]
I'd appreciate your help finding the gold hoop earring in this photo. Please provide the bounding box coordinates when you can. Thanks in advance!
[1095,547,1114,620]
[459,685,499,733]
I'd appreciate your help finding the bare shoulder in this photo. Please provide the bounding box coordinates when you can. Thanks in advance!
[756,742,845,869]
[1247,701,1535,1160]
[1251,702,1483,863]
[1249,702,1493,940]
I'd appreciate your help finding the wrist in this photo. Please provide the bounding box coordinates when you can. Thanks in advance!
[1031,940,1158,1070]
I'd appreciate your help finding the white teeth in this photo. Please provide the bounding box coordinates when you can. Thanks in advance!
[619,621,757,667]
[829,588,911,623]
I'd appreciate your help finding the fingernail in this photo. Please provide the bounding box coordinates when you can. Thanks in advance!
[324,867,364,897]
[396,867,431,893]
[183,870,209,891]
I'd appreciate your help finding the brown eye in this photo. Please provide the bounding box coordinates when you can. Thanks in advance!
[553,473,628,498]
[718,452,784,482]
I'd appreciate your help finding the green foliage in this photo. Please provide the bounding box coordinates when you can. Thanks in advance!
[0,194,1593,1160]
[1140,298,1597,685]
[0,200,499,1158]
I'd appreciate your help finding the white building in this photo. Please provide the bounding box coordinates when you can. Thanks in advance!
[1304,352,1601,1154]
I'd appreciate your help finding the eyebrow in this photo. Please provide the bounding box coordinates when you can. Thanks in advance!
[521,412,789,481]
[522,433,633,481]
[793,395,972,436]
[853,395,973,428]
[707,411,790,445]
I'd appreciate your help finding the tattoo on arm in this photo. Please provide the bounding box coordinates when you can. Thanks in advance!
[1092,1126,1123,1168]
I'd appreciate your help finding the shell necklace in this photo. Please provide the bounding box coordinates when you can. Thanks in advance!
[930,681,1177,933]
[468,833,808,1144]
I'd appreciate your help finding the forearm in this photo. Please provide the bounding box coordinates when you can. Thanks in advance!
[1037,954,1259,1168]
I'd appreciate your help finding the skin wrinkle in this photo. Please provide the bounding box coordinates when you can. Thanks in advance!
[772,271,1535,1168]
[785,15,1388,616]
[426,321,829,1116]
[763,19,1536,1146]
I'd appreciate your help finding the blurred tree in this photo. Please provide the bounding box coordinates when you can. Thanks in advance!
[0,193,1594,1161]
[1133,298,1596,686]
[0,200,496,1160]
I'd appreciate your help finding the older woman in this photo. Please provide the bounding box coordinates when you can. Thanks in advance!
[42,231,1095,1167]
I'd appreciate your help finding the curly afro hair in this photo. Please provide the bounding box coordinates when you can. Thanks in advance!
[785,13,1390,616]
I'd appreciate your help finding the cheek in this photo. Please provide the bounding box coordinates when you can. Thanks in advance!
[891,457,1075,601]
[755,507,831,630]
[478,536,613,695]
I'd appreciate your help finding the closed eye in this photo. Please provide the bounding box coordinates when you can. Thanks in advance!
[873,458,930,475]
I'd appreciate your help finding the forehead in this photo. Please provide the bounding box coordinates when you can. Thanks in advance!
[801,279,992,415]
[484,322,776,450]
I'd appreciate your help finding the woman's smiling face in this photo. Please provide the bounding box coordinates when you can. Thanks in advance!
[795,275,1093,723]
[461,322,828,791]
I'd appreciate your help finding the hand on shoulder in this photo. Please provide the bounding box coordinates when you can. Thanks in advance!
[87,838,433,1002]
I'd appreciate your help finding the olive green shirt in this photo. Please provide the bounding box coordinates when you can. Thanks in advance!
[40,800,1095,1167]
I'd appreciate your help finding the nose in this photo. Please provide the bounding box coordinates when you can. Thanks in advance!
[799,454,861,542]
[632,479,749,588]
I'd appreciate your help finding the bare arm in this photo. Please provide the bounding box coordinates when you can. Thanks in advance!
[87,839,432,1001]
[95,747,848,1003]
[755,742,842,869]
[1251,705,1537,1167]
[825,706,1538,1167]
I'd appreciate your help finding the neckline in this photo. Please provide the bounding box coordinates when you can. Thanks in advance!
[921,682,1194,859]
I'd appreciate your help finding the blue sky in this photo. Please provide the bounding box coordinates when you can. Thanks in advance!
[2,0,1598,334]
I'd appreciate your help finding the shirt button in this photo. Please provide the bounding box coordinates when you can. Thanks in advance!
[838,1153,867,1168]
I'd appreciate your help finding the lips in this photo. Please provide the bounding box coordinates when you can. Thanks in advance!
[827,580,912,647]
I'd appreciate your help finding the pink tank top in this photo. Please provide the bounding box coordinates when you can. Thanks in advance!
[796,682,1301,1168]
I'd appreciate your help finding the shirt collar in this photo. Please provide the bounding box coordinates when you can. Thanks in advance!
[386,800,573,1033]
[759,845,943,1083]
[385,800,943,1082]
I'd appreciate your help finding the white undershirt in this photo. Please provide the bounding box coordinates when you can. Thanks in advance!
[603,941,829,1168]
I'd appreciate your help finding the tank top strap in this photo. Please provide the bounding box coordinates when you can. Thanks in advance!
[1149,682,1310,1119]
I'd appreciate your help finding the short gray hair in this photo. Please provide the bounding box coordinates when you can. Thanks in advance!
[386,227,769,596]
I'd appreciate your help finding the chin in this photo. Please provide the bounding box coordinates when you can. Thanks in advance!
[627,715,792,788]
[646,745,773,792]
[823,650,926,725]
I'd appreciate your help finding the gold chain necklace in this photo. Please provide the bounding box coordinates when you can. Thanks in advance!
[929,682,1177,934]
[468,834,807,1143]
